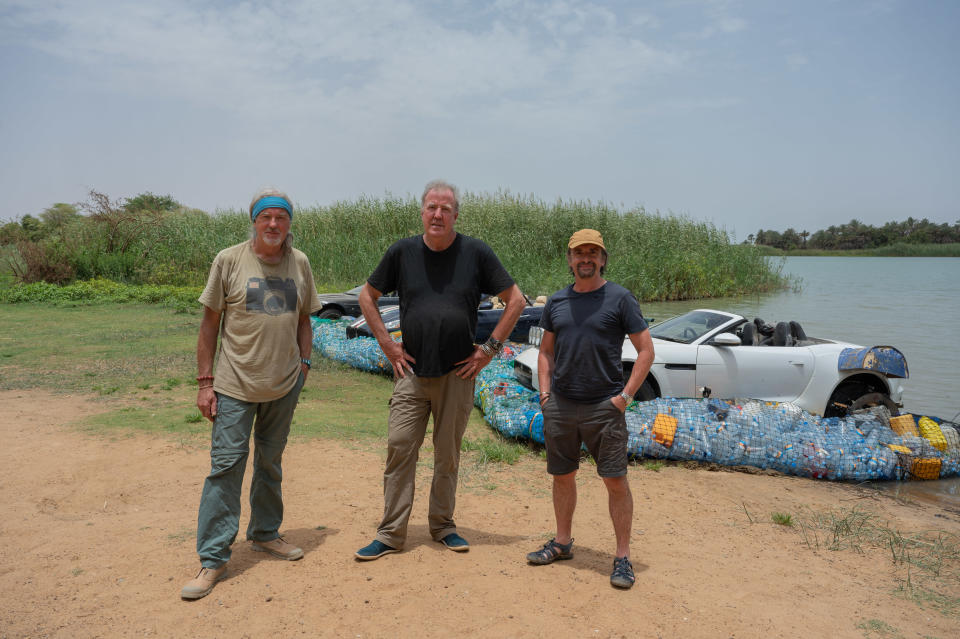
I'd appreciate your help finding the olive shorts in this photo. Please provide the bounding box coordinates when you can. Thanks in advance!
[542,392,628,477]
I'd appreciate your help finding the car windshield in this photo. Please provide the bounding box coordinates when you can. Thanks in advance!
[650,311,732,344]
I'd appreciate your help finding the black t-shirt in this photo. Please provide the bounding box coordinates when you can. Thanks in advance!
[540,282,648,403]
[368,233,514,377]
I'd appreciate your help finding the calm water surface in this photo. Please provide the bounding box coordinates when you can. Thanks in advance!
[638,257,960,506]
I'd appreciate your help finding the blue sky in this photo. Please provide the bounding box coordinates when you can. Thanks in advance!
[1,0,957,239]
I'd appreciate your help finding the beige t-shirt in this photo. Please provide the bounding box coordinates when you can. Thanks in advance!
[199,242,322,403]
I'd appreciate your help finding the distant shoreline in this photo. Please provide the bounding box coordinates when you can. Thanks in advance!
[756,243,960,257]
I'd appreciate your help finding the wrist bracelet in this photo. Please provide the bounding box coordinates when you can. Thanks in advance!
[196,375,214,383]
[484,336,504,354]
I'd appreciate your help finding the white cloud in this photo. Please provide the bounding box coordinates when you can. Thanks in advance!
[0,0,687,124]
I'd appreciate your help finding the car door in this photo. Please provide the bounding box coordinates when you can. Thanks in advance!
[695,343,815,403]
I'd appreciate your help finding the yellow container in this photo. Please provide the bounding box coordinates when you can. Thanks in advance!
[940,424,960,451]
[917,416,948,452]
[652,414,678,448]
[910,457,942,480]
[889,414,919,437]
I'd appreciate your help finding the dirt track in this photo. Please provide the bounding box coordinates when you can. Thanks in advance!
[1,390,958,638]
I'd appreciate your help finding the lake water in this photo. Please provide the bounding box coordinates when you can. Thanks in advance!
[638,256,960,507]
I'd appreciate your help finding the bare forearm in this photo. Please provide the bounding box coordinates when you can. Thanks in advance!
[537,331,556,394]
[623,361,649,397]
[489,284,525,344]
[196,308,221,376]
[358,284,392,346]
[623,330,654,396]
[298,314,312,359]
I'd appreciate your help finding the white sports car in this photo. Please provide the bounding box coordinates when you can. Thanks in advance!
[512,309,909,418]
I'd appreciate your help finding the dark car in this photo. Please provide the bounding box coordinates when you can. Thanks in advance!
[345,303,545,344]
[313,285,400,320]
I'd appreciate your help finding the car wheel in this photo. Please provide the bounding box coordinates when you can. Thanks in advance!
[634,380,657,402]
[849,392,899,416]
[825,381,893,418]
[318,308,342,320]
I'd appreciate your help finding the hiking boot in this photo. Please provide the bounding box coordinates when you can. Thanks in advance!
[438,532,470,552]
[526,538,574,565]
[181,565,227,600]
[610,556,635,589]
[252,536,303,560]
[355,539,399,561]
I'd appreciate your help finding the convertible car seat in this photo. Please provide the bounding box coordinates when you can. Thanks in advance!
[772,322,791,346]
[753,317,774,337]
[789,321,807,342]
[739,322,757,346]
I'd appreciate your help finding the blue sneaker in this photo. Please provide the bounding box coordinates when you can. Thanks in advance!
[354,540,399,561]
[439,532,470,552]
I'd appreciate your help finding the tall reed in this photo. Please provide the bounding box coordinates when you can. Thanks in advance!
[5,193,787,301]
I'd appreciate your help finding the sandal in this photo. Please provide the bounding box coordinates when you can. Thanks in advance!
[526,537,574,565]
[610,556,635,589]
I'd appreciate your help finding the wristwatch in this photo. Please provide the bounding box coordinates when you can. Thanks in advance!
[301,358,312,369]
[618,391,632,403]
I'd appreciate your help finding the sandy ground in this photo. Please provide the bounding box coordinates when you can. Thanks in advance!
[1,390,958,639]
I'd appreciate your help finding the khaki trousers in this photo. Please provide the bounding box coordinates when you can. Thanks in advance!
[376,370,474,548]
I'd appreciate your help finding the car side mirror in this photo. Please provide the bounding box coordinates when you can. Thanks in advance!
[711,333,741,346]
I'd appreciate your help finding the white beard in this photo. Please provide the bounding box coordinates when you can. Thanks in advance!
[259,233,285,247]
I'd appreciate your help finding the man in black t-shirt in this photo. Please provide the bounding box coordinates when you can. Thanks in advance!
[354,180,525,561]
[525,229,654,589]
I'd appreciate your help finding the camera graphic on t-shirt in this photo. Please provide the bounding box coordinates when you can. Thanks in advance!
[245,276,298,316]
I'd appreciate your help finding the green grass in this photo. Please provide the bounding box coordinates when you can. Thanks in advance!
[771,512,793,526]
[0,303,197,392]
[785,506,960,618]
[856,619,904,639]
[461,433,526,465]
[0,304,535,474]
[0,278,202,311]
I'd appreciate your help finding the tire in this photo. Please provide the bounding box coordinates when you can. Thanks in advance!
[825,381,894,418]
[849,392,899,416]
[634,379,657,402]
[317,308,342,320]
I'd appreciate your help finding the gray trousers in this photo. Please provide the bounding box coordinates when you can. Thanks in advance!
[196,373,304,568]
[376,370,474,548]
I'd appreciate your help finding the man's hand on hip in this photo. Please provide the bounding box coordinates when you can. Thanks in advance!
[380,339,416,377]
[455,346,493,380]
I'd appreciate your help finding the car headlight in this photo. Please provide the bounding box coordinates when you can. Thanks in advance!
[528,326,543,347]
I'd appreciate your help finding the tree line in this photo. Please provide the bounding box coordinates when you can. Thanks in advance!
[748,218,960,251]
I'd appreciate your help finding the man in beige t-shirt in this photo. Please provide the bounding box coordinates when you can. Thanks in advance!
[181,188,321,600]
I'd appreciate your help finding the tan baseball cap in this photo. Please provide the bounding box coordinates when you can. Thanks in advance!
[568,228,605,250]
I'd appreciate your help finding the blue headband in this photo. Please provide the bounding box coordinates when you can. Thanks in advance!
[251,196,293,222]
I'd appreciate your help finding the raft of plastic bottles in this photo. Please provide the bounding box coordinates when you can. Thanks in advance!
[313,317,960,481]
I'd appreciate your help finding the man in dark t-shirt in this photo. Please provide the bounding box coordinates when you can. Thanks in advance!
[525,229,654,589]
[354,180,525,561]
